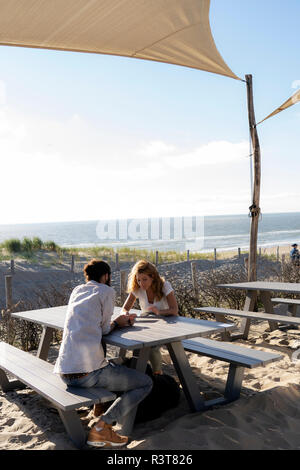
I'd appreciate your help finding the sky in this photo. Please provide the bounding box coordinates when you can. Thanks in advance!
[0,0,299,225]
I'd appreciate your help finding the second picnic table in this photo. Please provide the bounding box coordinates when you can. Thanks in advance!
[199,281,300,340]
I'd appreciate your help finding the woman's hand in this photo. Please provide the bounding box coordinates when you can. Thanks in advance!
[147,305,160,315]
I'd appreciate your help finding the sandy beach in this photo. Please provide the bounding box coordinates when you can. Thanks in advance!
[1,245,300,450]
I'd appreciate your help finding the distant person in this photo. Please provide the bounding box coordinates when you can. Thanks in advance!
[54,259,152,448]
[290,244,300,262]
[121,260,178,375]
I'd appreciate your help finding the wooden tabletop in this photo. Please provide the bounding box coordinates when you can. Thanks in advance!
[11,306,235,350]
[217,281,300,294]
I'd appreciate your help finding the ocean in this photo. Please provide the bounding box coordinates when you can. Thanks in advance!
[0,212,299,253]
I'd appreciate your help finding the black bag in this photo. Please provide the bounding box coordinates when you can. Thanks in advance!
[124,359,181,423]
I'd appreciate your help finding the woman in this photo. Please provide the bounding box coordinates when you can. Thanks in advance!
[121,260,178,375]
[54,259,152,448]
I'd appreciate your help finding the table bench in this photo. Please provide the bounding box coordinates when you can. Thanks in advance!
[182,337,282,406]
[194,306,300,340]
[217,282,300,339]
[271,298,300,317]
[0,342,116,449]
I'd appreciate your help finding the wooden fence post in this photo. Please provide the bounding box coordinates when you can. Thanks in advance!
[10,259,15,275]
[5,275,14,344]
[155,251,159,266]
[191,262,198,296]
[70,255,75,273]
[5,275,13,310]
[187,250,190,262]
[238,248,241,259]
[115,253,120,271]
[214,248,217,264]
[120,270,127,303]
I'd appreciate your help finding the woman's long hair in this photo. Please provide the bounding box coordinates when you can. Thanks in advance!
[127,260,165,300]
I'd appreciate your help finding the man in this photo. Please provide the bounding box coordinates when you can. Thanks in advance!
[290,243,300,262]
[54,259,152,448]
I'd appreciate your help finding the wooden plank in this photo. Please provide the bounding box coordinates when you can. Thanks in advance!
[182,338,282,368]
[272,298,300,305]
[195,307,300,326]
[140,317,235,337]
[0,343,115,410]
[217,282,300,294]
[104,334,143,350]
[106,316,235,349]
[12,305,67,324]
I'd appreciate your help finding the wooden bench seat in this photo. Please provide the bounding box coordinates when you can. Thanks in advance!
[182,337,282,407]
[0,342,116,448]
[194,306,300,327]
[271,298,300,319]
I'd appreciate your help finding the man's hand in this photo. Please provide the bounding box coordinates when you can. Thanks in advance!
[115,313,137,328]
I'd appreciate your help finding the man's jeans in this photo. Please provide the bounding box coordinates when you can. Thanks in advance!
[61,363,153,425]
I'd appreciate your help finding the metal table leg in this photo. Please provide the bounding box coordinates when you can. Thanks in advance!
[167,341,205,412]
[37,326,55,360]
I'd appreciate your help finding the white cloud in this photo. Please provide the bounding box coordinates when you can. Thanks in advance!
[0,105,293,224]
[139,140,177,158]
[164,141,249,169]
[136,139,249,170]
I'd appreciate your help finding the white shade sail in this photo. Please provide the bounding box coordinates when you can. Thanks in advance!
[258,88,300,125]
[0,0,239,79]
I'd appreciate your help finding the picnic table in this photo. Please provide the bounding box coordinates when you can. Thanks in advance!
[10,305,234,435]
[215,281,300,339]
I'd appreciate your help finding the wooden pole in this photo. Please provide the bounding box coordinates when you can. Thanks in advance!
[115,253,119,271]
[70,255,75,273]
[5,275,12,310]
[244,257,249,274]
[245,74,261,282]
[191,262,198,296]
[155,251,159,266]
[187,250,190,262]
[120,270,127,303]
[10,259,15,275]
[214,248,217,264]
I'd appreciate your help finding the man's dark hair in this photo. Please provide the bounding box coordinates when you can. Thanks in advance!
[84,259,111,285]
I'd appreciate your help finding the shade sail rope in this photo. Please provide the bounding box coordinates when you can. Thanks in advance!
[257,88,300,125]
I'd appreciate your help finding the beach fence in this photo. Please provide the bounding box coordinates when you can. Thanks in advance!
[191,262,198,296]
[120,270,128,303]
[3,244,291,304]
[5,275,13,310]
[70,247,259,272]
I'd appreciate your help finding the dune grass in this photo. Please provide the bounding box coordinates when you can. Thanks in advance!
[0,236,251,267]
